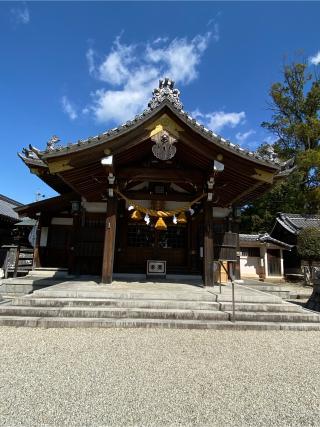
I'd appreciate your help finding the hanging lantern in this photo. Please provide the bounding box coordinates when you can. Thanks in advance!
[131,210,142,221]
[177,211,187,224]
[172,214,178,225]
[155,217,167,230]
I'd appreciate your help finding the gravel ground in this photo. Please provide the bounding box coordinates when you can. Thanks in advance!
[0,328,319,426]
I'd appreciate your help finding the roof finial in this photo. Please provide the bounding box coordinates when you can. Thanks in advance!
[148,77,183,111]
[46,135,60,151]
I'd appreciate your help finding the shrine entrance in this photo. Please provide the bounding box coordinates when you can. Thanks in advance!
[114,204,203,275]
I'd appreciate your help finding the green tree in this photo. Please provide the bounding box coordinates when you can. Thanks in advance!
[297,227,320,265]
[241,62,320,233]
[262,63,320,156]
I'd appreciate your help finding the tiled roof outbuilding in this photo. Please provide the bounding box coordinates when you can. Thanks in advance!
[240,233,293,250]
[274,213,320,235]
[0,194,21,221]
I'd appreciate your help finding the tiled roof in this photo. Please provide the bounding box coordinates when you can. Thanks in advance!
[276,213,320,235]
[240,234,260,242]
[0,194,21,221]
[19,78,293,173]
[240,233,292,249]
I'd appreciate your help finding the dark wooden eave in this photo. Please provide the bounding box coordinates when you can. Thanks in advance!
[18,153,73,194]
[15,193,79,217]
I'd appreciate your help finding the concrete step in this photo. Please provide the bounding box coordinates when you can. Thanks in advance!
[227,311,320,323]
[207,286,284,304]
[0,305,229,321]
[220,302,303,313]
[11,297,220,311]
[32,289,216,301]
[1,316,320,330]
[244,285,313,301]
[30,268,74,278]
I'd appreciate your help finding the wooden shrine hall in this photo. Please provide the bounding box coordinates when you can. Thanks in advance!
[16,78,293,286]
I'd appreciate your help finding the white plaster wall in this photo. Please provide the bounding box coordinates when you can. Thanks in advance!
[240,256,260,278]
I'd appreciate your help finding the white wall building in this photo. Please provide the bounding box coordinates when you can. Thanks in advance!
[239,233,292,281]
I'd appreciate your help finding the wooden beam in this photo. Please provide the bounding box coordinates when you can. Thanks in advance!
[203,202,214,286]
[117,167,204,184]
[122,191,200,202]
[229,181,263,205]
[101,198,118,284]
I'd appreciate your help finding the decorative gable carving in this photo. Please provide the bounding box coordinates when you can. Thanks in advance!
[151,130,177,161]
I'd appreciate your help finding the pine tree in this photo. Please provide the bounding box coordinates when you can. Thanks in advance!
[241,63,320,233]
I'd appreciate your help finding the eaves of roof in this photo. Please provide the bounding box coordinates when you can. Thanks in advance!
[275,217,297,235]
[240,232,293,250]
[25,79,288,171]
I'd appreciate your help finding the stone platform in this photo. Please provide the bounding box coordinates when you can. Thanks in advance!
[1,278,320,330]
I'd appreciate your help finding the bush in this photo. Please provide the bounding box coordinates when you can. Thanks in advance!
[297,227,320,263]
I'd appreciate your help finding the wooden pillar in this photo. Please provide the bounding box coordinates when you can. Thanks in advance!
[280,249,284,278]
[101,198,118,284]
[203,202,214,286]
[68,213,81,275]
[33,216,41,269]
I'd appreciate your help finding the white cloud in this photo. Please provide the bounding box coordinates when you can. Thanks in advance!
[86,32,216,124]
[98,38,135,85]
[11,5,30,25]
[264,135,278,144]
[152,37,169,45]
[235,129,256,143]
[92,86,151,124]
[146,33,211,84]
[309,51,320,66]
[86,48,95,76]
[193,110,246,133]
[61,96,77,120]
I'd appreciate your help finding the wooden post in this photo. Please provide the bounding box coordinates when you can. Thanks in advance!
[32,214,42,269]
[69,213,81,275]
[101,198,118,284]
[203,202,214,286]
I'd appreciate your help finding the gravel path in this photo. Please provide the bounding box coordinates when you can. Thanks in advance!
[0,328,319,426]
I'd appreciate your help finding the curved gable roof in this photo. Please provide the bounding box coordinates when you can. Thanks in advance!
[20,78,291,173]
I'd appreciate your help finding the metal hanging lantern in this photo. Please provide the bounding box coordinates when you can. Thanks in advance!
[131,210,142,221]
[155,217,167,230]
[177,211,187,224]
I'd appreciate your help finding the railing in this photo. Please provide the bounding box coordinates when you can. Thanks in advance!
[218,260,243,322]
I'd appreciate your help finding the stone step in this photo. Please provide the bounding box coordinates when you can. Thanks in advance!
[227,311,320,323]
[32,289,216,301]
[206,287,284,304]
[244,285,312,300]
[220,302,303,313]
[30,268,74,278]
[11,297,220,311]
[0,305,229,321]
[1,316,320,330]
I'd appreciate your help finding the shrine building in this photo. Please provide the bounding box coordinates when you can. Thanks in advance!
[16,79,293,286]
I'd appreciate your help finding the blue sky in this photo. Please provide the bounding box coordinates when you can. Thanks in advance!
[1,1,320,204]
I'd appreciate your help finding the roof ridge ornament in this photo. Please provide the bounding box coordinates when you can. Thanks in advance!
[148,78,183,111]
[46,135,61,151]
